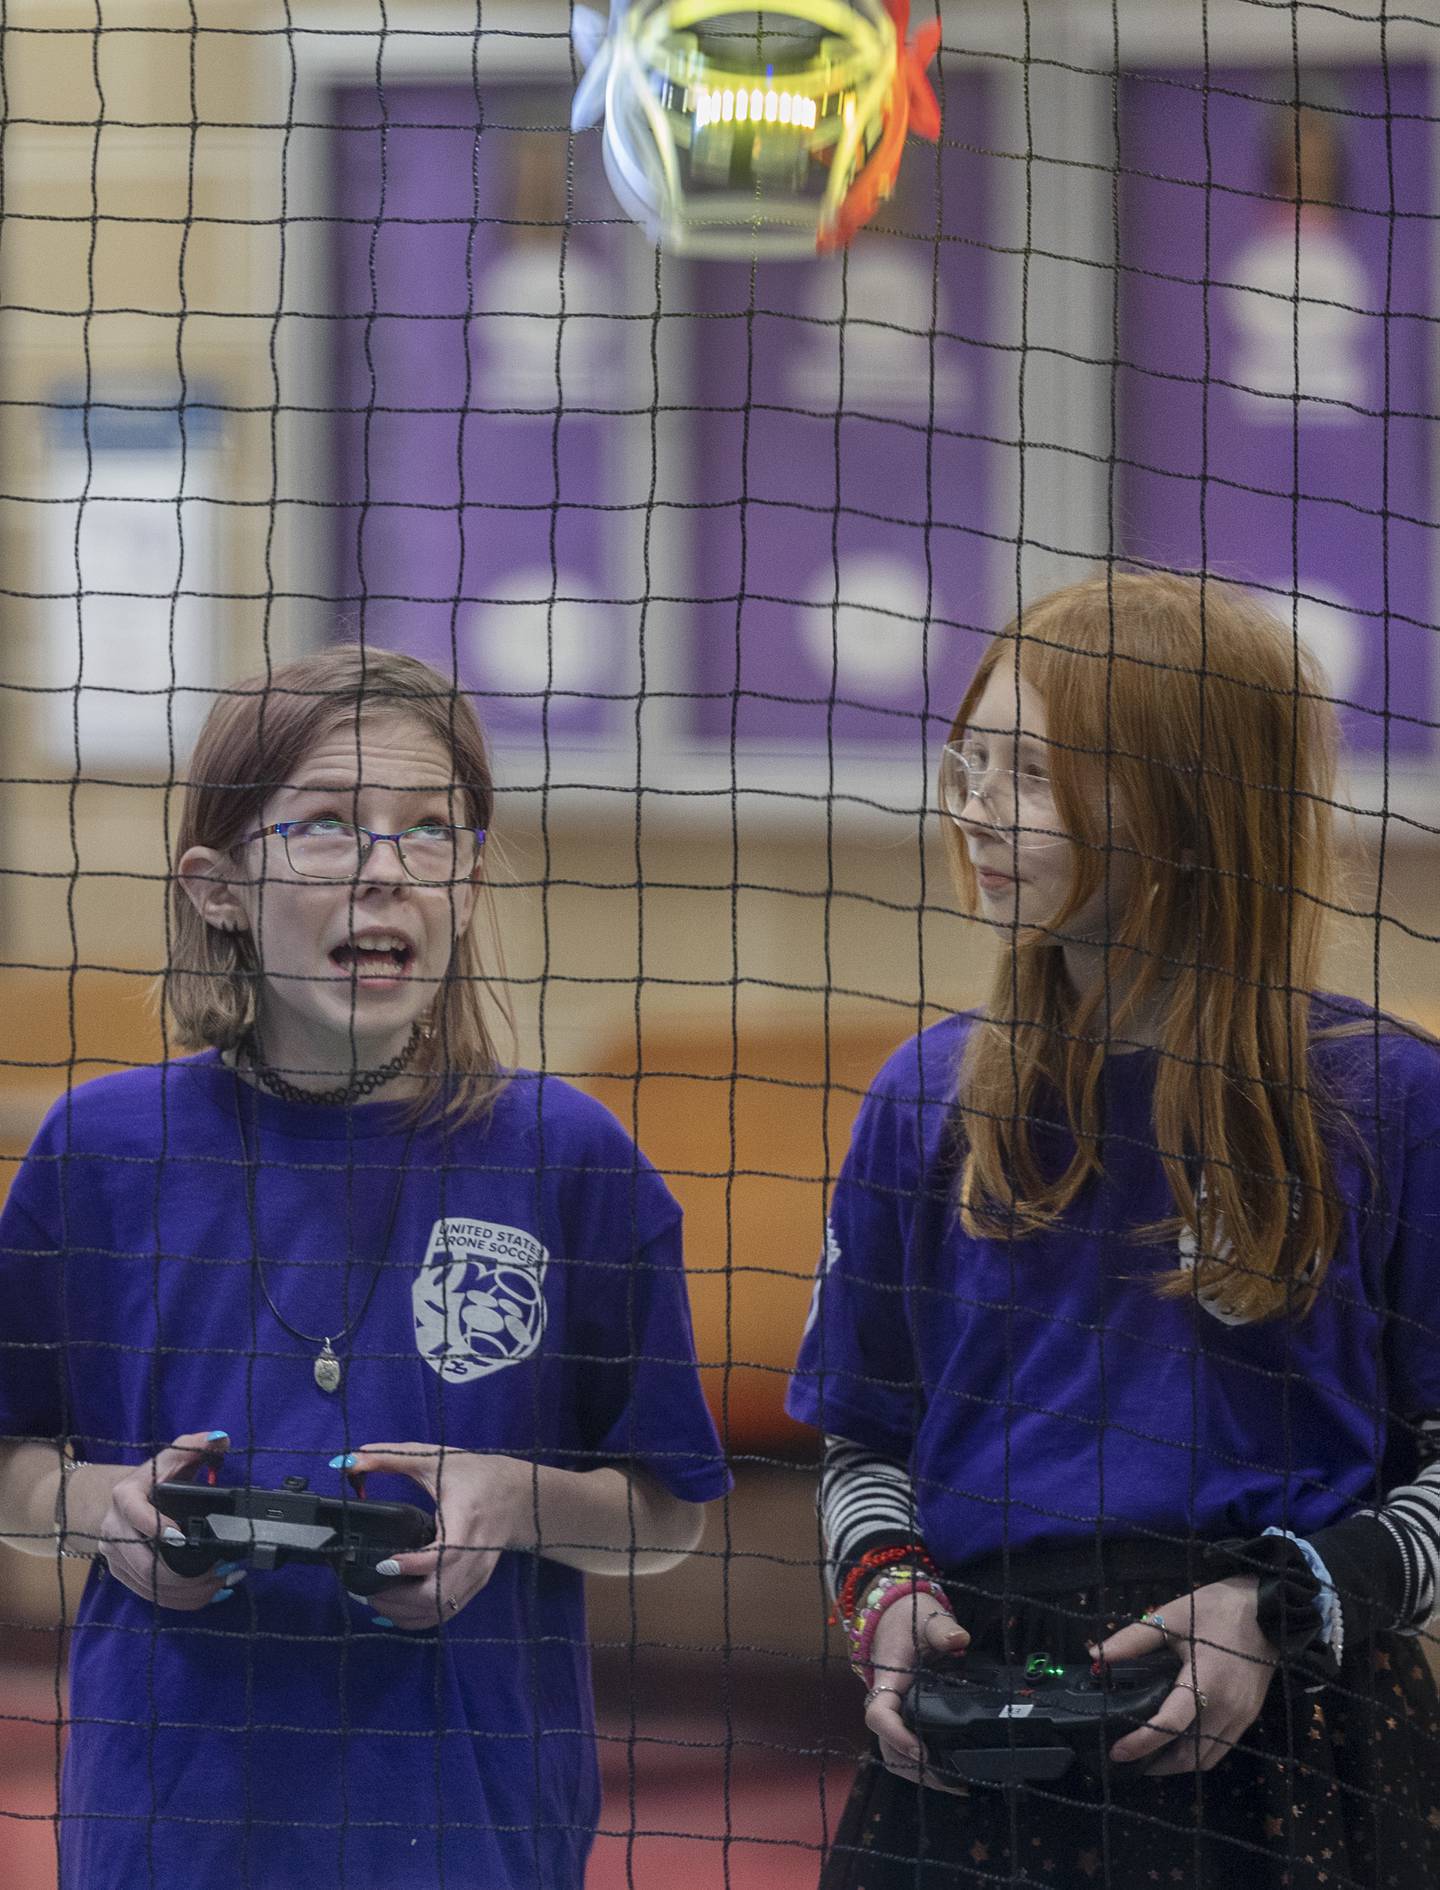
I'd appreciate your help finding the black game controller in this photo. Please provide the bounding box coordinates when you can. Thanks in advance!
[902,1651,1180,1785]
[153,1477,436,1596]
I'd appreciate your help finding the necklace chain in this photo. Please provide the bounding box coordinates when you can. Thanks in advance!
[231,1078,420,1389]
[241,1023,423,1108]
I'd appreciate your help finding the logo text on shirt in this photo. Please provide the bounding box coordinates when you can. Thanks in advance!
[412,1218,549,1381]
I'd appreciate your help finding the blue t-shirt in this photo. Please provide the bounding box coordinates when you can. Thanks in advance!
[788,1002,1440,1570]
[0,1053,730,1890]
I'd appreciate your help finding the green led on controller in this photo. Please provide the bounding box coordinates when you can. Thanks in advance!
[1024,1653,1066,1678]
[1025,1654,1046,1676]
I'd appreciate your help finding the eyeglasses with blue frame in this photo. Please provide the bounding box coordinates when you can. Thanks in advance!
[242,819,487,885]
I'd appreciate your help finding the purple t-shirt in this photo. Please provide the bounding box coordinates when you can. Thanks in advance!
[0,1054,730,1890]
[788,1001,1440,1570]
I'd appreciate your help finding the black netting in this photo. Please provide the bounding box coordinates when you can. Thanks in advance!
[0,6,1436,1889]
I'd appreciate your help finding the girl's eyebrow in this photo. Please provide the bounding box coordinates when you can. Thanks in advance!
[962,726,1048,749]
[284,776,454,796]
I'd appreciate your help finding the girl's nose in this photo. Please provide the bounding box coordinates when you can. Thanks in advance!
[960,781,1007,830]
[356,835,410,884]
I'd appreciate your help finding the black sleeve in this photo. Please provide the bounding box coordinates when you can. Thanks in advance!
[1306,1411,1440,1641]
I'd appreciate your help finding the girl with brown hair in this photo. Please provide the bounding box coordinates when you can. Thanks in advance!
[0,644,728,1889]
[790,572,1440,1887]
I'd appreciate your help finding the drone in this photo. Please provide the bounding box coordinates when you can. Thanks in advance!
[571,1,943,256]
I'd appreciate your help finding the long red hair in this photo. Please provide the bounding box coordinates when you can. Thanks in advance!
[946,570,1345,1321]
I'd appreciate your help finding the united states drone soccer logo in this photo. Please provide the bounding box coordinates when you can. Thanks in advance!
[413,1218,549,1382]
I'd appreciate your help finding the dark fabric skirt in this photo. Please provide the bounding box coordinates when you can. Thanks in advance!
[819,1539,1440,1890]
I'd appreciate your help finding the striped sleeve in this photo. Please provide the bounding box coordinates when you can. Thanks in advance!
[821,1423,1440,1642]
[1339,1412,1440,1633]
[819,1434,925,1601]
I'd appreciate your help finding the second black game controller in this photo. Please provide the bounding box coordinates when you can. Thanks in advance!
[902,1650,1181,1785]
[154,1477,436,1595]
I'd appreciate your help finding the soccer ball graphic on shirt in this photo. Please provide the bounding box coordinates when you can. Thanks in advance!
[412,1218,549,1381]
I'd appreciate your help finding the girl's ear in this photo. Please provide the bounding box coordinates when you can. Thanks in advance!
[177,845,251,934]
[453,884,480,944]
[453,847,487,940]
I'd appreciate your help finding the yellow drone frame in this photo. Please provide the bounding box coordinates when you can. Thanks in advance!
[575,0,943,256]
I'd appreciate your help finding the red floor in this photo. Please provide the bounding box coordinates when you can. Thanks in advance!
[0,1669,62,1890]
[590,1716,848,1890]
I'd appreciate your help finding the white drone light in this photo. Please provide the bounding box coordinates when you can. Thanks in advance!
[572,1,942,257]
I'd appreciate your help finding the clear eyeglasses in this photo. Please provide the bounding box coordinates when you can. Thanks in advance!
[938,742,1068,852]
[243,820,487,885]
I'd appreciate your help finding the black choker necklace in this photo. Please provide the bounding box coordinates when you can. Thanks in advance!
[241,1023,424,1107]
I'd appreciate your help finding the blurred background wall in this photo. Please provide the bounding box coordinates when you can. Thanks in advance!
[1,2,1437,1885]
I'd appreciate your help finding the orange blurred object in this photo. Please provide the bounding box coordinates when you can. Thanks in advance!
[586,1017,905,1452]
[0,968,163,1204]
[824,0,944,252]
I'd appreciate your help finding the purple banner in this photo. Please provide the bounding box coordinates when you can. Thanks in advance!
[679,66,1000,748]
[1119,65,1435,757]
[332,83,643,744]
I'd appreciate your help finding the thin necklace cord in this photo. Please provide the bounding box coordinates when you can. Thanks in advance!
[231,1071,421,1367]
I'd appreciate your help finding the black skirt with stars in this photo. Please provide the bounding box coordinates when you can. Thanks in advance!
[820,1540,1440,1890]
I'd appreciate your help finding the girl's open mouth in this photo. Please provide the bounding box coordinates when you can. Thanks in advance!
[330,938,414,979]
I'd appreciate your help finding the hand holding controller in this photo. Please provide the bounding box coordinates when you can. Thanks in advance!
[154,1475,435,1595]
[94,1430,238,1611]
[902,1651,1181,1786]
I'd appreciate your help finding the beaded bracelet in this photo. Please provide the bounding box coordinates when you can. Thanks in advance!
[851,1567,951,1658]
[836,1542,939,1629]
[847,1567,955,1688]
[841,1562,935,1652]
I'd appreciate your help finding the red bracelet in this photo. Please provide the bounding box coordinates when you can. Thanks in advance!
[836,1542,939,1630]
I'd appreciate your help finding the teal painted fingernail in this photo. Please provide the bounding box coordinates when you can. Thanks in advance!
[207,1431,229,1442]
[215,1562,244,1578]
[207,1587,235,1606]
[369,1615,394,1630]
[329,1453,358,1470]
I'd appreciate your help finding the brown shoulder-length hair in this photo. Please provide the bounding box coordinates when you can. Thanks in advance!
[945,569,1348,1322]
[166,643,512,1125]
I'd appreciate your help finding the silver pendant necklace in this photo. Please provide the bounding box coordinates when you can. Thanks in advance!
[232,1077,419,1393]
[314,1340,343,1395]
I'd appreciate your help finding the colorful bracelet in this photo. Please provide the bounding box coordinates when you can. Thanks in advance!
[847,1568,955,1688]
[841,1563,934,1653]
[851,1570,952,1660]
[836,1541,939,1628]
